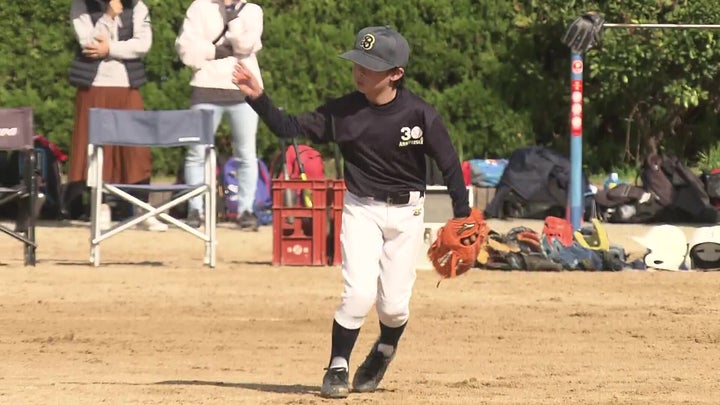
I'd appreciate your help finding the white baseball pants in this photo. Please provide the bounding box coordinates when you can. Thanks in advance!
[334,191,425,330]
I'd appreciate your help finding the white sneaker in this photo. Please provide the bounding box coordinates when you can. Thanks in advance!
[139,216,168,232]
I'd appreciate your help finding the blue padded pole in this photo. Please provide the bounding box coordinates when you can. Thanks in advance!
[569,52,584,230]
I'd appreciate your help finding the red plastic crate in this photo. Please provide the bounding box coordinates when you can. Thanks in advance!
[272,179,329,266]
[327,179,346,266]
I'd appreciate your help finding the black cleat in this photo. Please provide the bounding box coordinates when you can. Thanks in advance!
[320,367,349,398]
[185,209,204,228]
[352,341,394,393]
[238,210,259,231]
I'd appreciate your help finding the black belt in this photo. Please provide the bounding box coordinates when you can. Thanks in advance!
[369,190,424,205]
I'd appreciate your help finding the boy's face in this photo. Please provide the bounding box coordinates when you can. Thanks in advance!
[352,64,404,94]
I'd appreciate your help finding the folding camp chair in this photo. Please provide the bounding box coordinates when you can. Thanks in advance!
[0,107,38,266]
[87,108,216,267]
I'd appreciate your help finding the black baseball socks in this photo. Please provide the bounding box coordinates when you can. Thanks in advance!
[328,319,408,369]
[329,320,360,370]
[378,321,406,357]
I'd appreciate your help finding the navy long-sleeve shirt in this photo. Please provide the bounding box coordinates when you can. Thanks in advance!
[248,88,470,218]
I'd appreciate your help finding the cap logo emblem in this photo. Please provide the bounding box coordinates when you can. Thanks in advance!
[360,34,375,50]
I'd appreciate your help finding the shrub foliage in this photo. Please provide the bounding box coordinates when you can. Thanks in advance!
[2,0,720,175]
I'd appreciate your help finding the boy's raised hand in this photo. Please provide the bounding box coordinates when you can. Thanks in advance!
[233,61,262,100]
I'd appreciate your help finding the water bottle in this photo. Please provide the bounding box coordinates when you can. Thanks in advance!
[424,227,433,244]
[603,172,619,190]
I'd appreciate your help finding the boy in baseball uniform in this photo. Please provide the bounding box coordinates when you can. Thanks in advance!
[233,26,471,398]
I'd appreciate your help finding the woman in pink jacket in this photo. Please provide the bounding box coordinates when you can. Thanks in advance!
[175,0,264,229]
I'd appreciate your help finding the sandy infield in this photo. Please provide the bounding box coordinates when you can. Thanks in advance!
[1,218,719,404]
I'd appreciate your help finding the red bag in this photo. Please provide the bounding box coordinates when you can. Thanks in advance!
[271,144,325,180]
[542,216,573,247]
[461,161,472,186]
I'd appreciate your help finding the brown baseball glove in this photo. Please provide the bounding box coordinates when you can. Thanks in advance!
[427,208,488,279]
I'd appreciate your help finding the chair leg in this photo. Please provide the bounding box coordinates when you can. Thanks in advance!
[24,151,37,266]
[204,242,211,266]
[24,240,36,266]
[25,196,36,266]
[211,182,217,268]
[208,148,217,268]
[209,193,216,268]
[89,185,102,267]
[204,183,211,266]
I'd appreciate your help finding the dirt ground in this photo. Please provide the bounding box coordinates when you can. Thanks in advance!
[1,218,719,405]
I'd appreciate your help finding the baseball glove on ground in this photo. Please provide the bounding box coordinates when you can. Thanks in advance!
[562,12,605,53]
[428,208,488,279]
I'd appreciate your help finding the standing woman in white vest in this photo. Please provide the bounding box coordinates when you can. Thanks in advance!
[65,0,166,231]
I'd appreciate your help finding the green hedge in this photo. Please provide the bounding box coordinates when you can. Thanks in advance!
[3,0,720,176]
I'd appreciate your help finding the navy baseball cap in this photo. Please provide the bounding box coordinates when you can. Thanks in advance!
[340,26,410,72]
